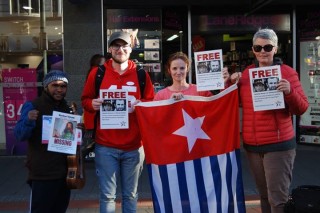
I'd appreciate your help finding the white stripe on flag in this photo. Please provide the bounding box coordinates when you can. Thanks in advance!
[167,164,183,213]
[230,150,239,213]
[184,160,200,212]
[217,154,229,211]
[201,156,217,213]
[151,164,165,213]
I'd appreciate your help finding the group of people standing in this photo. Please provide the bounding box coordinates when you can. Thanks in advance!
[14,28,308,213]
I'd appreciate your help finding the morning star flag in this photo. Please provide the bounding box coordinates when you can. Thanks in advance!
[135,84,245,213]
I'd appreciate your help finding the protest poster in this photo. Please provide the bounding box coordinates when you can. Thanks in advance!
[42,115,82,145]
[194,49,224,91]
[100,89,129,129]
[41,115,52,144]
[249,65,285,111]
[47,111,81,154]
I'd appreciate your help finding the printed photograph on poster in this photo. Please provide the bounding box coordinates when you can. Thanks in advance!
[194,49,224,91]
[144,39,160,49]
[249,65,285,111]
[42,115,82,145]
[100,89,129,129]
[47,111,81,154]
[144,51,160,61]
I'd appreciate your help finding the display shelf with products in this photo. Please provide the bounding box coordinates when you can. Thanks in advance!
[299,40,320,146]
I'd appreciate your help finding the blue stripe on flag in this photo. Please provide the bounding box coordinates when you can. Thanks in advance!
[210,155,222,213]
[176,162,191,212]
[159,165,173,213]
[226,153,235,213]
[235,149,246,213]
[193,159,209,213]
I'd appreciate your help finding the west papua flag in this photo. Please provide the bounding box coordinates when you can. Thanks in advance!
[135,84,245,213]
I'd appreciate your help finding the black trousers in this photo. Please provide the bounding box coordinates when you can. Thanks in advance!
[30,179,70,213]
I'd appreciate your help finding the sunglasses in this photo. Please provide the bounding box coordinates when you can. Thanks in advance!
[252,44,274,52]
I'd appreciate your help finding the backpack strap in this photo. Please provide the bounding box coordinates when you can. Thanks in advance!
[136,67,146,99]
[95,65,106,97]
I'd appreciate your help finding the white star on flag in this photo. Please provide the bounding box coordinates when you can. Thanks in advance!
[173,109,211,152]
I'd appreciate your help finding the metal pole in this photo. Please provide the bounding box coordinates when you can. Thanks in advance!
[40,0,47,74]
[188,7,192,83]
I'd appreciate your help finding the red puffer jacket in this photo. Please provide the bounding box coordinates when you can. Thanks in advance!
[239,64,308,146]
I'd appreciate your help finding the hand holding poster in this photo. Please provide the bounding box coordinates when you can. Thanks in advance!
[100,89,129,129]
[194,49,224,91]
[249,65,285,111]
[48,111,81,154]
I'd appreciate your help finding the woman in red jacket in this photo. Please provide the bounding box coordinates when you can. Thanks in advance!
[231,28,308,213]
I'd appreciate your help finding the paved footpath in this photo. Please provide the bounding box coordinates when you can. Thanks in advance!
[0,144,319,212]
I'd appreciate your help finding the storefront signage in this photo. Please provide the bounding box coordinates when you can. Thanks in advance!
[107,9,161,29]
[2,69,37,155]
[192,14,290,33]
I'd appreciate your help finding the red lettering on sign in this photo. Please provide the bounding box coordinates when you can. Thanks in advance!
[197,52,221,61]
[101,92,126,99]
[252,68,278,78]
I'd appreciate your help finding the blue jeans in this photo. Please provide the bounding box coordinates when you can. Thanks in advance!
[95,144,145,213]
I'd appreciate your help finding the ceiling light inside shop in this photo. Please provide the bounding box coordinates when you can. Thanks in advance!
[167,34,178,41]
[55,27,58,30]
[22,6,32,10]
[316,36,320,40]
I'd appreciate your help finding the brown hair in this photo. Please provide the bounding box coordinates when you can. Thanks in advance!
[166,52,191,75]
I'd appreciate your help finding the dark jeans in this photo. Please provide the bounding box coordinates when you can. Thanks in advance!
[30,179,70,213]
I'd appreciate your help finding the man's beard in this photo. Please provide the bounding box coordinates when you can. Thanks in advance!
[112,55,128,64]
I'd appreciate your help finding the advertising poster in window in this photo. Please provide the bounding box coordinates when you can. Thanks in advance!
[144,39,160,49]
[100,89,129,129]
[299,40,320,145]
[249,65,284,111]
[2,68,37,155]
[194,49,224,91]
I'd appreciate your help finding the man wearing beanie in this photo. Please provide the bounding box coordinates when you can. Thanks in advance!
[82,31,154,213]
[14,70,73,213]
